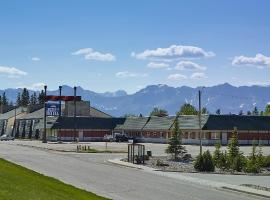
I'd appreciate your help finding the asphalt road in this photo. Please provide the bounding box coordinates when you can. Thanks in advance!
[0,143,266,200]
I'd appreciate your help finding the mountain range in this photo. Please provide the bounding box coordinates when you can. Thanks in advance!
[1,83,270,116]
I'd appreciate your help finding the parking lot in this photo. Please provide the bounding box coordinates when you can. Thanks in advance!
[0,141,268,200]
[4,140,270,157]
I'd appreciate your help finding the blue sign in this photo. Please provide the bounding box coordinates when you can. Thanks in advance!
[45,103,60,116]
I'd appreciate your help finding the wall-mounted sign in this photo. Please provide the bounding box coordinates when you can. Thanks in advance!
[45,103,60,116]
[45,96,81,101]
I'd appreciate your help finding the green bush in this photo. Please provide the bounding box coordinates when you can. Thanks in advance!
[230,154,246,172]
[194,150,215,172]
[245,159,260,173]
[213,142,222,168]
[219,151,230,171]
[194,154,204,171]
[262,155,270,167]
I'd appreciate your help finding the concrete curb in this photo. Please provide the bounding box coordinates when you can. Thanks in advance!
[108,158,270,198]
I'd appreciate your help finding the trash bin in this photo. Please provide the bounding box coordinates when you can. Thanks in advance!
[147,151,152,157]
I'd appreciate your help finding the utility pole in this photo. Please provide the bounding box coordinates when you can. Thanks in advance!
[59,86,62,117]
[58,86,62,142]
[73,86,77,142]
[42,85,47,143]
[199,90,202,155]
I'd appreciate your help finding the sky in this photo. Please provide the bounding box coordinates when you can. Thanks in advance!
[0,0,270,94]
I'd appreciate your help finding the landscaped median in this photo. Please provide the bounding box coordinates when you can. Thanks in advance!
[0,158,109,200]
[108,158,270,198]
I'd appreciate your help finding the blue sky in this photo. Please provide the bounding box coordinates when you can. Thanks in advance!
[0,0,270,93]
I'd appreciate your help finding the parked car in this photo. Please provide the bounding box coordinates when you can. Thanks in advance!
[0,134,15,141]
[103,134,114,142]
[127,136,138,143]
[114,133,128,142]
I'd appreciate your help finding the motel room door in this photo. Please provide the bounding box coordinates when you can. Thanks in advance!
[79,131,83,141]
[221,132,227,145]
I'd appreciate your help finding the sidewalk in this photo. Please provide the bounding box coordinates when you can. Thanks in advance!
[108,158,270,198]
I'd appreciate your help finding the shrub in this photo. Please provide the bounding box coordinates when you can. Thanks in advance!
[213,142,222,168]
[262,155,270,168]
[227,128,246,172]
[230,154,246,172]
[194,154,204,171]
[194,150,215,172]
[166,116,187,160]
[245,159,260,173]
[219,151,230,171]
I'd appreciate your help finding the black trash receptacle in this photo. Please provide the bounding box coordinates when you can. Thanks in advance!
[147,150,152,157]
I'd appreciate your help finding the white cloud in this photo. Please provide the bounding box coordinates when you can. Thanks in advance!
[31,57,40,61]
[167,73,187,81]
[115,71,148,78]
[26,82,46,90]
[190,72,207,79]
[131,45,215,60]
[0,65,27,77]
[232,54,270,68]
[175,61,206,71]
[147,62,169,69]
[72,48,116,61]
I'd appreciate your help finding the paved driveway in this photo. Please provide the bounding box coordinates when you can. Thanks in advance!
[0,142,267,200]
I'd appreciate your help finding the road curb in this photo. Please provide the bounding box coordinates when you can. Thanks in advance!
[108,158,270,198]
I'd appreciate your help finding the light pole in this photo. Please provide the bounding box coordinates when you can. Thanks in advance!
[42,85,47,143]
[58,86,62,142]
[198,90,202,155]
[73,86,77,142]
[198,87,206,155]
[12,103,17,137]
[59,86,62,117]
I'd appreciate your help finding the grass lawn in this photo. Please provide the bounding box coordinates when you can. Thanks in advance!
[0,158,110,200]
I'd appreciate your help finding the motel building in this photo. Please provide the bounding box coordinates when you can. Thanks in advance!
[114,115,270,145]
[1,101,270,145]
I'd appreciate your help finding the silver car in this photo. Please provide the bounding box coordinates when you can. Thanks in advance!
[0,134,15,141]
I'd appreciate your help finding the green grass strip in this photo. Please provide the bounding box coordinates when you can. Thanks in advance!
[0,158,110,200]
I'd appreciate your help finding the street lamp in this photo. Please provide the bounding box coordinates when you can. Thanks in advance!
[59,86,62,117]
[73,86,77,142]
[42,85,47,143]
[198,87,205,155]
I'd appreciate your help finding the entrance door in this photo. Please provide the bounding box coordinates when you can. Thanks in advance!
[221,132,227,145]
[79,131,83,141]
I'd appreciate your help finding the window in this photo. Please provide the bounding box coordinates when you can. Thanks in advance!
[211,132,220,139]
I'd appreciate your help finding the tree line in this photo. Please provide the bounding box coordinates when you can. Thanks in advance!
[149,103,270,117]
[0,88,46,108]
[16,88,46,107]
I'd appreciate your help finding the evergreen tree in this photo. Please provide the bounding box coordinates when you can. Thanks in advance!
[247,111,251,115]
[252,106,259,116]
[238,110,243,115]
[30,92,38,105]
[2,92,8,106]
[213,142,222,168]
[166,116,186,160]
[227,127,245,171]
[150,107,168,117]
[178,103,198,115]
[228,128,240,160]
[16,93,21,106]
[201,107,209,114]
[38,90,46,105]
[21,88,30,106]
[265,104,270,116]
[215,109,221,115]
